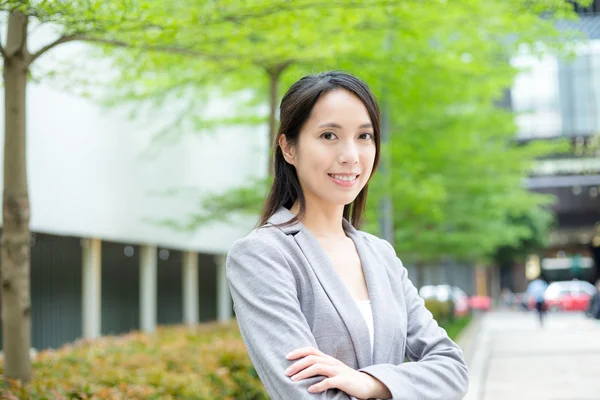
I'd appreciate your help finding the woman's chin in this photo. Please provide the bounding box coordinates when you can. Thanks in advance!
[327,195,360,207]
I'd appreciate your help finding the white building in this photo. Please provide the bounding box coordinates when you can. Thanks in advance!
[0,38,269,349]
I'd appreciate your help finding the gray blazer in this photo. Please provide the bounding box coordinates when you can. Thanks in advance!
[226,207,468,399]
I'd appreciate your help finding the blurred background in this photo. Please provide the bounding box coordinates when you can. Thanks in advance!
[0,0,599,399]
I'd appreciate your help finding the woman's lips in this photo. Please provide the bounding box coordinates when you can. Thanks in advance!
[328,173,359,187]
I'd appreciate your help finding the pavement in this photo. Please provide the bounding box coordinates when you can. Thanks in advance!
[458,310,600,400]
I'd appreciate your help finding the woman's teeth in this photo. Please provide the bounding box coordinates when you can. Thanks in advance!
[329,174,357,181]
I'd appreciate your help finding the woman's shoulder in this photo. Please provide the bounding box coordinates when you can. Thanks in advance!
[354,229,407,277]
[226,224,295,278]
[228,223,288,258]
[355,229,397,257]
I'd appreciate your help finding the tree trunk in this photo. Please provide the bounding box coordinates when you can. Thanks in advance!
[489,263,501,307]
[266,63,290,176]
[1,11,32,383]
[474,263,488,297]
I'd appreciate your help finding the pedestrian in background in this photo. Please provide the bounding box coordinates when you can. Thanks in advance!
[587,279,600,320]
[526,276,548,327]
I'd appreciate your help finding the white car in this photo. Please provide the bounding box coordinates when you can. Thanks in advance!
[543,280,597,311]
[418,284,470,316]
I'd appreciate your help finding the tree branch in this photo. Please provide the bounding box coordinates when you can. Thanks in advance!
[28,33,79,64]
[29,33,237,65]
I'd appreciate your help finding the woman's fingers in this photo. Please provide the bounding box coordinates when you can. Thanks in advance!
[308,376,342,393]
[285,354,320,376]
[286,346,323,360]
[290,363,337,382]
[286,354,337,376]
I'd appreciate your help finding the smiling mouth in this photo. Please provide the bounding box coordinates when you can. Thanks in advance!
[328,174,359,182]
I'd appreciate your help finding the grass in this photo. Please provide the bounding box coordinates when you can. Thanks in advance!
[441,315,473,340]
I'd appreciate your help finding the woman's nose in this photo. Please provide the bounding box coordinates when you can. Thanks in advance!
[339,141,359,165]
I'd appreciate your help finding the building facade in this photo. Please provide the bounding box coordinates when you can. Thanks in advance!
[0,38,269,350]
[507,7,600,290]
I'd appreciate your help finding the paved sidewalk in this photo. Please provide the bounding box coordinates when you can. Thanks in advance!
[461,310,600,400]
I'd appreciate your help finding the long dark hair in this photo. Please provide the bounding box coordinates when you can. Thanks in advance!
[259,71,381,229]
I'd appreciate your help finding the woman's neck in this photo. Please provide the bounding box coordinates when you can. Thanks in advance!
[290,200,347,240]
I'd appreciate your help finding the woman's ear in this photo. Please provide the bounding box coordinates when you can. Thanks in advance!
[278,134,295,165]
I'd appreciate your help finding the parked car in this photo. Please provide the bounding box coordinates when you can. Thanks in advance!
[418,285,470,316]
[469,295,492,312]
[543,280,597,312]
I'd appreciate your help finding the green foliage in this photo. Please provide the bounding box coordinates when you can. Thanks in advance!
[493,206,557,267]
[0,322,268,400]
[146,178,271,232]
[110,0,585,265]
[7,0,589,264]
[424,301,473,340]
[424,299,454,324]
[441,315,473,341]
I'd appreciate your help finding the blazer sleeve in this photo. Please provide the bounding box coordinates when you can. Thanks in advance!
[226,235,353,400]
[358,241,469,400]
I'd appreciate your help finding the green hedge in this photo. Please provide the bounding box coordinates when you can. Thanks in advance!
[424,299,454,324]
[0,321,268,400]
[423,299,472,341]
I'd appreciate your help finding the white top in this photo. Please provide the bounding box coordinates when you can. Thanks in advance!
[355,299,374,356]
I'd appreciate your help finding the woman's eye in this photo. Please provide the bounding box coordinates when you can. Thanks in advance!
[359,133,374,140]
[321,132,337,140]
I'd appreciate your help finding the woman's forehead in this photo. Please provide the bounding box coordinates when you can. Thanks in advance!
[307,90,372,127]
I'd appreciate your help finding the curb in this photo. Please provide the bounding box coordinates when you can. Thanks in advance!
[455,313,483,367]
[458,313,492,400]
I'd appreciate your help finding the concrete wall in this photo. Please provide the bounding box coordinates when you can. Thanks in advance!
[0,36,268,253]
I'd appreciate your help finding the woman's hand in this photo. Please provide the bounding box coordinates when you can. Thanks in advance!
[285,347,392,399]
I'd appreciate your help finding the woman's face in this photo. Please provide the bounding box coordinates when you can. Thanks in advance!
[280,89,377,209]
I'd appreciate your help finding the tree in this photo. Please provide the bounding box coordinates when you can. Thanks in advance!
[493,208,555,274]
[0,0,191,383]
[95,1,419,172]
[1,0,313,383]
[130,0,585,266]
[66,0,592,292]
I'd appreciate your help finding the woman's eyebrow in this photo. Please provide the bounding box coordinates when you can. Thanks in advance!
[316,122,373,129]
[317,122,343,129]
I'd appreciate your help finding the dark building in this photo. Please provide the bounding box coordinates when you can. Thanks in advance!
[505,5,600,290]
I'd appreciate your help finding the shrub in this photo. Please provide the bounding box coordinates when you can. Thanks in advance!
[0,321,268,400]
[424,299,454,324]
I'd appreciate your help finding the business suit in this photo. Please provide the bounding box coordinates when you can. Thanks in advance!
[226,207,469,399]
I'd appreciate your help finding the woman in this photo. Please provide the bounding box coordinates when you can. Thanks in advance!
[226,71,469,399]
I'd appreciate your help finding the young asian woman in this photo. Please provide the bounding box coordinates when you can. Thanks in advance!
[226,71,469,400]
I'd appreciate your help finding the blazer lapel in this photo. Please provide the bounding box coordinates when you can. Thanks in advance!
[344,221,399,365]
[294,228,373,368]
[267,207,397,367]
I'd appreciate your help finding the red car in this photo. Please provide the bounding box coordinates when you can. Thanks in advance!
[469,295,492,312]
[544,281,597,312]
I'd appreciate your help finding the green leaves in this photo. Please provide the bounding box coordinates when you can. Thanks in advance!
[104,0,585,265]
[0,322,268,399]
[10,0,588,264]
